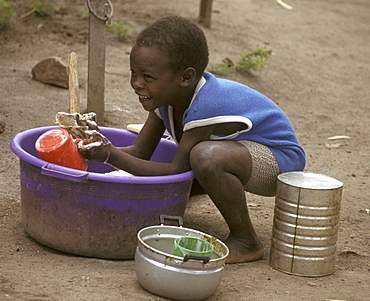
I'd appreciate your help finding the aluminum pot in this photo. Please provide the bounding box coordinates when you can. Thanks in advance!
[135,215,229,301]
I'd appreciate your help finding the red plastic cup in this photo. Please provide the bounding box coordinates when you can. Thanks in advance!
[35,128,87,171]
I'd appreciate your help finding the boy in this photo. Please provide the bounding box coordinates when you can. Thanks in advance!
[78,15,306,264]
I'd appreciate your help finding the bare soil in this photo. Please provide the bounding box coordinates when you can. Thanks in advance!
[1,0,369,300]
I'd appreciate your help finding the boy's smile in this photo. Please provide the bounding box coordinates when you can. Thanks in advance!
[130,44,184,112]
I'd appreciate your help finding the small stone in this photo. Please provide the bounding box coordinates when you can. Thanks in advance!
[31,57,69,88]
[0,120,5,133]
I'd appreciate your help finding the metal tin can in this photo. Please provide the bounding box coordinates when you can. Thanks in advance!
[269,172,343,277]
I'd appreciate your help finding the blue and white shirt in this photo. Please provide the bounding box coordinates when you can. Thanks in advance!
[155,71,306,173]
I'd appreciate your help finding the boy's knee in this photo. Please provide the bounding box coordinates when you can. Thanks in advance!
[190,142,219,173]
[190,142,207,168]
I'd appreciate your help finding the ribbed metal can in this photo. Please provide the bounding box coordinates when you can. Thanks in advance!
[269,172,343,277]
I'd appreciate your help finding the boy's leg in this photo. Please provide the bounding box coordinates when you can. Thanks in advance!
[189,140,264,263]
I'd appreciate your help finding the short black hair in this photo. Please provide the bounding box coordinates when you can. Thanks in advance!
[135,15,209,78]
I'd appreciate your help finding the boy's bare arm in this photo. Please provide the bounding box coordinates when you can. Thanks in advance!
[107,121,215,176]
[168,125,215,172]
[118,111,165,160]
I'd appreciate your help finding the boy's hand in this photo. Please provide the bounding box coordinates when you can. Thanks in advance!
[76,130,111,163]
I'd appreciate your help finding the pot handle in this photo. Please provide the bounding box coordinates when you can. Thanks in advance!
[183,254,210,264]
[41,164,89,182]
[159,214,183,227]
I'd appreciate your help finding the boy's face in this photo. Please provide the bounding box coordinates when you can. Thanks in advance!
[130,44,183,112]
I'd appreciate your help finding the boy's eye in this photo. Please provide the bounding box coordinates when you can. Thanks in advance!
[144,74,152,79]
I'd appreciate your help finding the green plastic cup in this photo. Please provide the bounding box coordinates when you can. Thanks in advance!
[173,236,214,257]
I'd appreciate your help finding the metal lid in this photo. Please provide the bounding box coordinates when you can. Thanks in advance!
[278,172,343,189]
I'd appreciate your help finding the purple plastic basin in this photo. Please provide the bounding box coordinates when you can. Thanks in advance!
[10,126,194,259]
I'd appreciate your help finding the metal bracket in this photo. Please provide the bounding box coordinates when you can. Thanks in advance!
[86,0,114,24]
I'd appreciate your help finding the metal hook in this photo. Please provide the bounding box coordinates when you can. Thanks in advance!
[86,0,114,23]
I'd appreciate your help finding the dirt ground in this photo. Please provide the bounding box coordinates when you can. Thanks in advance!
[1,0,369,300]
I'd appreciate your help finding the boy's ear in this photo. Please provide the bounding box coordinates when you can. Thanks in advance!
[180,67,197,87]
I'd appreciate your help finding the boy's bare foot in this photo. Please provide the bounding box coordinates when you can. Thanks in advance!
[224,234,264,264]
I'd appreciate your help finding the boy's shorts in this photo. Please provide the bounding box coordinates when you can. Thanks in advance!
[237,140,280,197]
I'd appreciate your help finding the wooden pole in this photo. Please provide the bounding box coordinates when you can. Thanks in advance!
[87,0,107,124]
[68,52,81,114]
[199,0,213,28]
